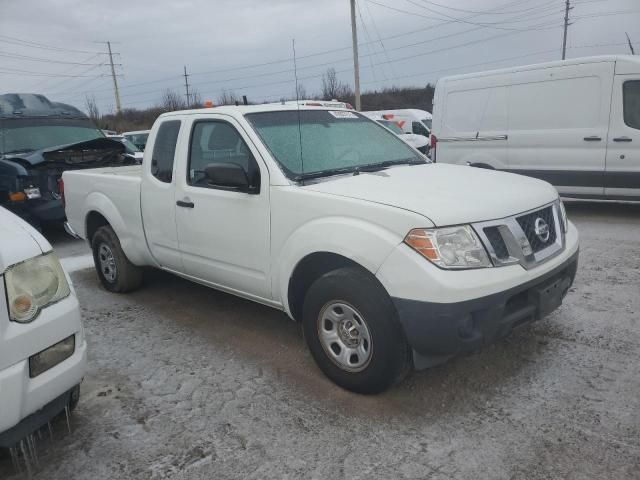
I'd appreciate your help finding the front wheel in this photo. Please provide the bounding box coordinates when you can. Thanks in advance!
[91,225,143,293]
[302,267,411,394]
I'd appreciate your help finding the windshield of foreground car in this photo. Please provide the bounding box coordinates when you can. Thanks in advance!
[0,118,104,155]
[245,110,424,180]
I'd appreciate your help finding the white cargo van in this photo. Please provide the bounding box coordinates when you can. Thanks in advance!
[431,55,640,200]
[364,109,432,138]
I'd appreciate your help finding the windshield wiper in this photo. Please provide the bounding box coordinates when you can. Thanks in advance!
[355,158,427,173]
[294,158,427,182]
[294,166,359,182]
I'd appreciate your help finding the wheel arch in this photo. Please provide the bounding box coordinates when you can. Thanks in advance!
[287,252,368,322]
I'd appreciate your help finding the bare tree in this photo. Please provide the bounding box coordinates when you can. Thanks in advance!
[160,88,186,111]
[321,68,354,101]
[217,89,240,106]
[189,89,202,108]
[321,68,340,100]
[295,82,308,100]
[85,94,100,125]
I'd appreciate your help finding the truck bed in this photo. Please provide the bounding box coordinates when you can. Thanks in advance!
[63,165,152,266]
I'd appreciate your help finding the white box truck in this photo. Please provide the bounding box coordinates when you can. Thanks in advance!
[431,55,640,200]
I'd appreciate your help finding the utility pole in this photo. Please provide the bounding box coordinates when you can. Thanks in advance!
[183,65,191,106]
[106,41,121,113]
[626,32,636,55]
[561,0,573,60]
[350,0,361,111]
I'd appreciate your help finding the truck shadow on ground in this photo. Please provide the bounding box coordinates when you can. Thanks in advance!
[73,266,560,421]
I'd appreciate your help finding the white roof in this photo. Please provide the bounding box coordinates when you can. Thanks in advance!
[438,55,640,83]
[158,103,354,119]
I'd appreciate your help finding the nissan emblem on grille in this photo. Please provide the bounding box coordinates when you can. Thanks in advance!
[534,217,550,243]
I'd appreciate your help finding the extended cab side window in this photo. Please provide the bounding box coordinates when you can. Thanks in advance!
[412,121,430,137]
[151,120,181,183]
[623,81,640,130]
[188,121,260,190]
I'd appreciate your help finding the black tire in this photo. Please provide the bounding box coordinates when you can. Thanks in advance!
[302,266,412,394]
[91,225,143,293]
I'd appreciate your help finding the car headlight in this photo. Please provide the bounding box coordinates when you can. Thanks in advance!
[404,225,492,269]
[5,252,71,323]
[558,199,568,233]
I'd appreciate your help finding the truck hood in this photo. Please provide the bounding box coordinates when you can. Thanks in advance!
[302,163,559,226]
[0,207,50,273]
[4,137,125,166]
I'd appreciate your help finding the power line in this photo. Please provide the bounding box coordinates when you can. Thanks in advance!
[55,0,546,97]
[0,35,104,55]
[0,50,107,65]
[366,0,561,31]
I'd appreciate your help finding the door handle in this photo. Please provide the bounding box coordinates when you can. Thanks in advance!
[613,136,632,142]
[176,200,195,208]
[583,136,602,141]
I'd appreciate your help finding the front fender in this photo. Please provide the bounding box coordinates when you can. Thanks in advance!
[83,192,149,266]
[274,216,404,315]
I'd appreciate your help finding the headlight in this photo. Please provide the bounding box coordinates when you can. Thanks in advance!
[404,225,492,269]
[5,252,71,323]
[558,199,568,233]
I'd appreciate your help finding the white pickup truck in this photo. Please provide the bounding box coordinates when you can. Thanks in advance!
[63,105,579,393]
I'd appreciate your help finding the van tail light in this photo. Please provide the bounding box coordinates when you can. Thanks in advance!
[346,103,354,110]
[430,134,437,162]
[58,177,65,207]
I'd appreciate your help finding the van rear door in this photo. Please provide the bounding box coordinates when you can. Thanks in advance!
[604,76,640,199]
[506,61,613,197]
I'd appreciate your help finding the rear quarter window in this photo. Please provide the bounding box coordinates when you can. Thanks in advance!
[150,120,181,183]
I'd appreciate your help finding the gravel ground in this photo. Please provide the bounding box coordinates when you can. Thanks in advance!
[1,201,639,479]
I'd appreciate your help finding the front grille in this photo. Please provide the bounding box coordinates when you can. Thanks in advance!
[516,206,556,253]
[484,226,509,260]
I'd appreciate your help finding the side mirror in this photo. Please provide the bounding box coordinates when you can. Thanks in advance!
[205,162,251,192]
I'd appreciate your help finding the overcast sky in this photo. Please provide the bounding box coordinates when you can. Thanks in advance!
[1,0,638,113]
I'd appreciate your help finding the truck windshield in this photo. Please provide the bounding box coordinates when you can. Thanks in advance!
[0,118,104,155]
[245,110,423,180]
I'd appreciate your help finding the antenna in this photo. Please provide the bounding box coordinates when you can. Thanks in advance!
[292,39,304,184]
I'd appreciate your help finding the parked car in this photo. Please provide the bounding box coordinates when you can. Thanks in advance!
[0,207,87,450]
[431,55,640,200]
[0,93,136,228]
[105,135,144,162]
[363,109,432,137]
[122,130,150,151]
[63,105,579,394]
[361,112,429,154]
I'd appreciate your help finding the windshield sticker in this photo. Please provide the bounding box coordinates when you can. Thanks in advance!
[328,110,358,119]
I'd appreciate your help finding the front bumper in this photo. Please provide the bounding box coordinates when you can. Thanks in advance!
[0,385,80,448]
[392,250,578,369]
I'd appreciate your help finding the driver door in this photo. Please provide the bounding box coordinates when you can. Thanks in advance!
[174,115,271,300]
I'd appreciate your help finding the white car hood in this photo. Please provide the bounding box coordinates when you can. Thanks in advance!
[0,207,51,273]
[302,163,558,226]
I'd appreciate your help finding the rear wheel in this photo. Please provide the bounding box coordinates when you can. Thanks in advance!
[302,267,411,394]
[91,225,142,293]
